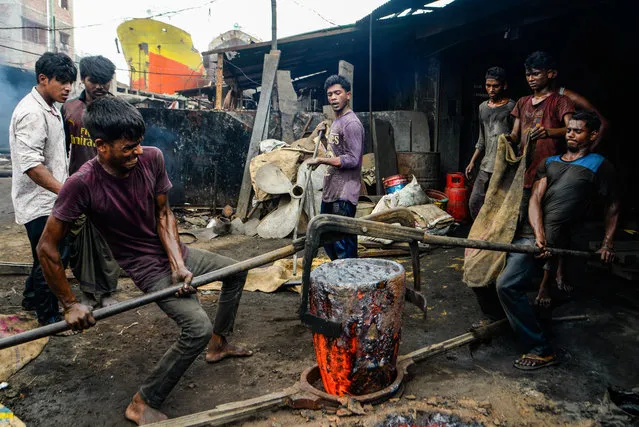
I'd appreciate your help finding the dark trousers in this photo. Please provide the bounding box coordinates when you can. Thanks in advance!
[139,248,247,408]
[496,237,553,357]
[469,170,492,219]
[24,215,70,323]
[472,284,505,321]
[320,200,358,260]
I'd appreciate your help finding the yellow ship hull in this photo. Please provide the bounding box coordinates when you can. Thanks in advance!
[117,18,206,94]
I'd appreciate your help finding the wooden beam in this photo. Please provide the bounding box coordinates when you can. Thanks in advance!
[0,262,31,275]
[150,387,298,427]
[338,60,354,108]
[236,51,281,219]
[276,70,298,143]
[215,53,224,110]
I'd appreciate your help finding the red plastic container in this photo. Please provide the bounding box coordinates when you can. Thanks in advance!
[444,173,468,222]
[383,174,409,194]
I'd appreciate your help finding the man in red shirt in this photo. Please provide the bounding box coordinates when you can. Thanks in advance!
[509,51,575,190]
[508,51,575,236]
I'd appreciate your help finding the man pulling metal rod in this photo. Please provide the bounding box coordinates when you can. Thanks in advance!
[36,97,253,425]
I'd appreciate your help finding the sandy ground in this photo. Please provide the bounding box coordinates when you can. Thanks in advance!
[0,176,638,426]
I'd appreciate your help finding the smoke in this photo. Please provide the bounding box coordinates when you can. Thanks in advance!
[0,64,36,153]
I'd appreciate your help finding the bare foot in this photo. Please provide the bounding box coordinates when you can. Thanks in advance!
[99,294,118,307]
[80,292,98,309]
[124,392,167,425]
[556,277,573,293]
[535,286,552,308]
[205,334,253,363]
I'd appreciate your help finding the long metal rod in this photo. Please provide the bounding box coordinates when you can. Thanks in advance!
[422,233,595,258]
[0,240,304,351]
[300,214,598,336]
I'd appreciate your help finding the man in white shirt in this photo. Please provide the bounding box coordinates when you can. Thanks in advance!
[9,52,77,325]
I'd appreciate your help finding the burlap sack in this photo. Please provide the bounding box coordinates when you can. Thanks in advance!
[463,135,530,287]
[0,313,48,381]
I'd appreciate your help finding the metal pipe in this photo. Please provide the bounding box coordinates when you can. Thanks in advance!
[0,240,305,350]
[299,214,599,336]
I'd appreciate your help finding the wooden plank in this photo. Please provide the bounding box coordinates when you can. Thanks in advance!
[236,51,281,219]
[276,70,298,143]
[322,105,335,121]
[375,118,398,187]
[338,60,354,108]
[215,53,223,110]
[0,262,31,275]
[150,387,298,427]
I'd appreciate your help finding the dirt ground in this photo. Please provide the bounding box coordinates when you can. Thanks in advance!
[0,176,638,427]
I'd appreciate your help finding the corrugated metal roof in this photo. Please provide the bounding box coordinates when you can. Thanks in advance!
[202,0,600,91]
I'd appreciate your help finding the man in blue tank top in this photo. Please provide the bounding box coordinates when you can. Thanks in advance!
[496,110,620,371]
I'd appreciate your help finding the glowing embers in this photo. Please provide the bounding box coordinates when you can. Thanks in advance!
[309,258,405,396]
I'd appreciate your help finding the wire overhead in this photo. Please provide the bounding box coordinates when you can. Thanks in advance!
[0,0,221,32]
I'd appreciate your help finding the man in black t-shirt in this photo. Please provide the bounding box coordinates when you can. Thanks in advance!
[496,110,620,371]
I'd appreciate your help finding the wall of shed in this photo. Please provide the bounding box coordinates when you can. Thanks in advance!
[349,0,638,214]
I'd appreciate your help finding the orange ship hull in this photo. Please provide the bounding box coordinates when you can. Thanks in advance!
[117,19,207,94]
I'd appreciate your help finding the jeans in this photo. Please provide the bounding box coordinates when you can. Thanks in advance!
[139,248,247,408]
[496,237,553,356]
[24,215,70,323]
[469,170,492,219]
[320,200,358,260]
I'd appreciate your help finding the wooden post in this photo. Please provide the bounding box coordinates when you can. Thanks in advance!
[338,60,354,108]
[215,53,224,110]
[236,51,281,219]
[271,0,277,51]
[276,70,298,143]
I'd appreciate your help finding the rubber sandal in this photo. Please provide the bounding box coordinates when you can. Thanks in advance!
[513,353,558,371]
[471,319,492,329]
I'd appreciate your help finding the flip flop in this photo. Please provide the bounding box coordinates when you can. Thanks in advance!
[513,353,558,371]
[471,319,492,329]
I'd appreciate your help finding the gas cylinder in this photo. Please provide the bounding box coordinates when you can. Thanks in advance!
[309,258,405,396]
[444,172,468,222]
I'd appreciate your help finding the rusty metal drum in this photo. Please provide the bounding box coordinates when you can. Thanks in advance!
[396,151,441,190]
[310,258,405,396]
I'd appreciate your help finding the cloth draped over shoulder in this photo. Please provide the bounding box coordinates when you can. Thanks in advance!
[463,134,531,287]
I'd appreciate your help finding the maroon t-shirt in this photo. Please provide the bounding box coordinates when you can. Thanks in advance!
[511,92,575,188]
[61,91,98,176]
[52,146,188,292]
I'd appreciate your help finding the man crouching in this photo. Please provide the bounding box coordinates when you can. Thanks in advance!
[37,97,252,424]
